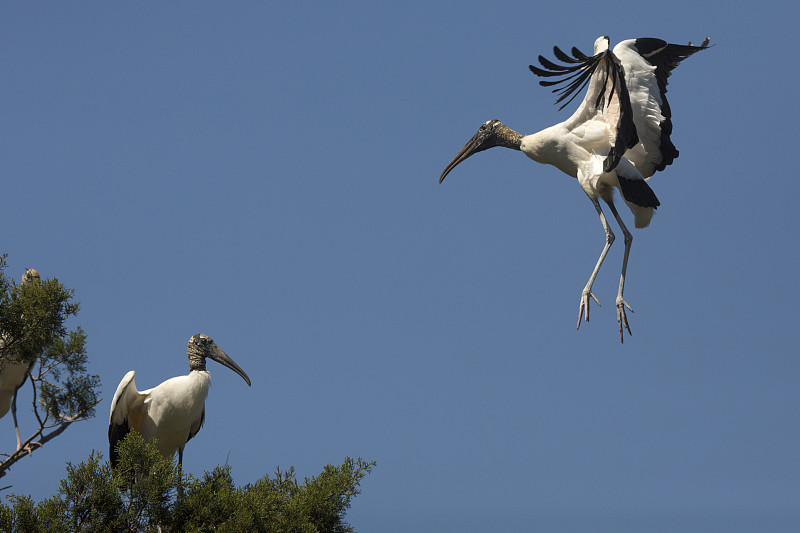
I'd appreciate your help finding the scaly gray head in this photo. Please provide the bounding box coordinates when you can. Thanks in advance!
[187,334,251,386]
[22,268,40,286]
[439,120,522,183]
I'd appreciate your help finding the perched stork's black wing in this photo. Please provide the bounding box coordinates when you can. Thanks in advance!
[185,409,204,444]
[109,370,139,468]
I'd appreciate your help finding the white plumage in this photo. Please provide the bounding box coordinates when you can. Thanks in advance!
[440,36,709,341]
[108,334,251,467]
[0,364,31,420]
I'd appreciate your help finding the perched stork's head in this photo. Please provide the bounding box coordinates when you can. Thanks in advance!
[187,334,252,386]
[22,268,40,286]
[439,120,522,184]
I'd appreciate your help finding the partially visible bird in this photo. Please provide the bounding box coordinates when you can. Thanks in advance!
[108,334,251,468]
[20,268,40,288]
[439,36,710,341]
[0,268,41,451]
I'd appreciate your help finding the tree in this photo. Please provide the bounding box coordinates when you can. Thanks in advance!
[0,254,100,480]
[0,434,375,532]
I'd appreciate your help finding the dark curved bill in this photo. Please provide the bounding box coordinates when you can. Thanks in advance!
[440,137,480,184]
[208,344,252,386]
[439,127,497,184]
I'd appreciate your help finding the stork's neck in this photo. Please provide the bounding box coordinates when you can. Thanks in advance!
[494,124,523,151]
[188,353,206,372]
[519,127,567,169]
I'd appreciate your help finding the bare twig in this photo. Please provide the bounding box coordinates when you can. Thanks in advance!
[30,375,46,428]
[0,401,99,479]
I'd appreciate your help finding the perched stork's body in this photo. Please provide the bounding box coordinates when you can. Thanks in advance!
[440,36,709,341]
[0,363,31,419]
[108,334,251,467]
[0,269,41,451]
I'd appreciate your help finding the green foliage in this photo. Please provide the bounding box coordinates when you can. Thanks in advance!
[0,435,375,533]
[0,255,79,368]
[38,328,99,422]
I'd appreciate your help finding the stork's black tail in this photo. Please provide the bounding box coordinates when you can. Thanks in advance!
[617,175,660,208]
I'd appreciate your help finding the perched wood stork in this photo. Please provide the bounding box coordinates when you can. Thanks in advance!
[108,334,251,468]
[439,36,709,342]
[0,268,41,450]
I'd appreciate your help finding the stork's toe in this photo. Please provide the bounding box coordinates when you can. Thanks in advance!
[616,298,634,342]
[577,290,601,330]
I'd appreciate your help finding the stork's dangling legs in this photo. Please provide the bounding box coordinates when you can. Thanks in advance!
[578,199,615,329]
[605,200,634,342]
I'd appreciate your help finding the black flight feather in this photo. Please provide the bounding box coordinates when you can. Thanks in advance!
[632,37,710,171]
[571,46,590,60]
[529,46,604,111]
[108,419,130,468]
[538,56,574,71]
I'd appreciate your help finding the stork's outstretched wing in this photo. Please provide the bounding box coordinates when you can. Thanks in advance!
[108,370,145,467]
[611,38,710,178]
[530,37,710,179]
[530,37,638,175]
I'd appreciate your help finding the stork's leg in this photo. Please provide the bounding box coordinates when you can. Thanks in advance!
[578,199,614,329]
[177,447,185,498]
[605,200,634,342]
[12,388,39,455]
[12,388,22,450]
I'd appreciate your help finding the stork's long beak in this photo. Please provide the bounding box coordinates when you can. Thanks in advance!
[439,126,500,184]
[207,343,251,386]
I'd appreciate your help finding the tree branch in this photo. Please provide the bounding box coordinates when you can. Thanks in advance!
[0,400,99,480]
[29,374,46,428]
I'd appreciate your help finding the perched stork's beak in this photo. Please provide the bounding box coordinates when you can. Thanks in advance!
[439,120,520,183]
[207,343,252,386]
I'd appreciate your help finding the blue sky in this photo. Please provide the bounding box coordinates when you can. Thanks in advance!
[1,1,798,531]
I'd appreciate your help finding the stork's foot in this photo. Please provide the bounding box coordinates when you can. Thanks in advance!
[577,289,601,330]
[616,298,634,343]
[17,441,41,456]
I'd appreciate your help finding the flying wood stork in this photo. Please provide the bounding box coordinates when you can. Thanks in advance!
[108,334,251,468]
[439,36,709,342]
[0,268,41,450]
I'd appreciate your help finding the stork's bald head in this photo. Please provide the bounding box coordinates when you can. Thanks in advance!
[22,268,40,286]
[187,334,251,386]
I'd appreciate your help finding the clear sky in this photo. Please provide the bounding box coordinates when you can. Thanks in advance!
[1,2,798,531]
